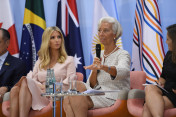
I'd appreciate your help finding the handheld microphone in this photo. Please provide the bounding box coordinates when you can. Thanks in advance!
[96,44,101,73]
[96,44,101,59]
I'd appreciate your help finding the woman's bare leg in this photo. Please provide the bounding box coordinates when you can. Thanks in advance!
[63,97,75,117]
[19,79,32,117]
[145,85,164,117]
[10,86,20,117]
[63,81,86,117]
[63,81,93,117]
[69,95,93,117]
[142,103,152,117]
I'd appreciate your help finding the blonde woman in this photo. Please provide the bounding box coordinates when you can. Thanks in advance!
[9,26,76,117]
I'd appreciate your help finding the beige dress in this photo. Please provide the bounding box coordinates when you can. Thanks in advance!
[26,56,76,110]
[85,49,131,109]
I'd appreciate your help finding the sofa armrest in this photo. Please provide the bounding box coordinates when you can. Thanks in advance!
[128,89,145,99]
[3,92,10,102]
[117,89,129,100]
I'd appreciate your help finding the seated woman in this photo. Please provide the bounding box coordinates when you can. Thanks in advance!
[9,26,76,117]
[142,24,176,117]
[63,16,131,117]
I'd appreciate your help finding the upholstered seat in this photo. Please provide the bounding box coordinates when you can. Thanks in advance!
[0,103,6,117]
[127,71,176,117]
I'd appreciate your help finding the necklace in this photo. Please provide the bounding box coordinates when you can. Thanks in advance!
[103,46,118,58]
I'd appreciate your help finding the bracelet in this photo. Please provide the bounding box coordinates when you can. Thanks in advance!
[108,66,111,72]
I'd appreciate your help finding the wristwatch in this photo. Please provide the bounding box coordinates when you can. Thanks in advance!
[108,66,111,72]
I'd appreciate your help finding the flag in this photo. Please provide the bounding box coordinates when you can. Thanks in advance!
[20,0,46,73]
[56,0,86,81]
[131,0,165,84]
[0,0,19,57]
[91,0,123,61]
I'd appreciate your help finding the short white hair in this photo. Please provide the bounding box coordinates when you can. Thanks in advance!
[98,16,122,40]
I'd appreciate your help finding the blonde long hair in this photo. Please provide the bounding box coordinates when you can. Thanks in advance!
[38,26,67,70]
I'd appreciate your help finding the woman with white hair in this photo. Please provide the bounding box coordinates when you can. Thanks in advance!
[63,16,131,117]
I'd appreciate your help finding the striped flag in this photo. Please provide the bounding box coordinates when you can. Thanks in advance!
[91,0,123,63]
[0,0,19,57]
[131,0,165,84]
[19,0,46,73]
[56,0,86,81]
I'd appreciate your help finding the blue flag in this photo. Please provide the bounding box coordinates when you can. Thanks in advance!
[56,0,86,82]
[20,0,46,72]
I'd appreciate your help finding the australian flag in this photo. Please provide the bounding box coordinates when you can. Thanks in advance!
[56,0,86,82]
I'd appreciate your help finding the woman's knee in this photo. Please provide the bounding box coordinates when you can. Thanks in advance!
[20,79,28,89]
[145,85,161,95]
[65,96,84,106]
[10,86,20,98]
[76,82,86,92]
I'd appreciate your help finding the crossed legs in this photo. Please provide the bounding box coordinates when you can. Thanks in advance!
[63,82,94,117]
[142,85,174,117]
[10,78,32,117]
